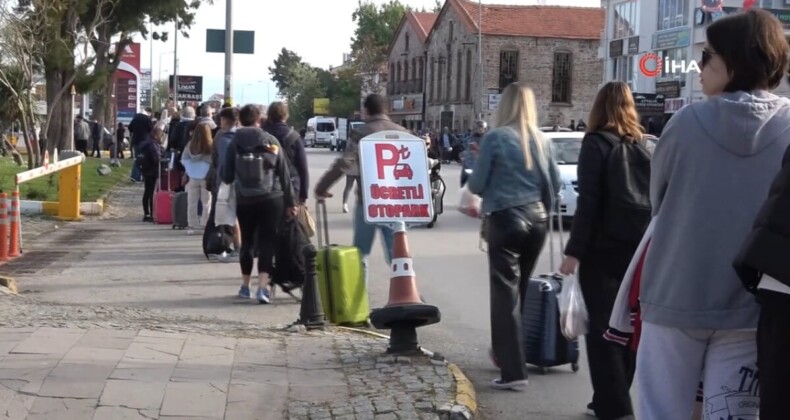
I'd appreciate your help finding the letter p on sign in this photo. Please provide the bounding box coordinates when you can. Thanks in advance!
[375,143,399,179]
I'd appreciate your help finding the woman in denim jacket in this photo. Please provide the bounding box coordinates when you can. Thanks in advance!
[467,82,561,391]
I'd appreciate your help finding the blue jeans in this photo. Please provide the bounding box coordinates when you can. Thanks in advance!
[353,203,394,286]
[130,144,142,181]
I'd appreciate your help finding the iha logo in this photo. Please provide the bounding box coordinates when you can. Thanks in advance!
[639,53,701,77]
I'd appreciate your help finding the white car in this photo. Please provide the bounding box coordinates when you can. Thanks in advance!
[541,128,585,219]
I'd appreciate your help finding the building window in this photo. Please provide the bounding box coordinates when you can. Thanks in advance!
[658,48,687,88]
[499,50,519,90]
[429,59,435,101]
[419,58,424,94]
[396,62,402,94]
[404,61,410,92]
[465,50,472,101]
[412,58,417,88]
[657,0,689,31]
[438,58,444,102]
[552,52,572,104]
[456,50,463,101]
[613,0,640,39]
[389,63,395,95]
[612,55,635,85]
[449,21,454,44]
[446,52,452,101]
[405,33,410,51]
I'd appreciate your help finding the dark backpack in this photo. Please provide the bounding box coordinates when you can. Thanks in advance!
[595,131,653,246]
[234,141,279,198]
[280,129,302,189]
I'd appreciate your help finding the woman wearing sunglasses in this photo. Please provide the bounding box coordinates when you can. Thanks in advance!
[636,10,790,419]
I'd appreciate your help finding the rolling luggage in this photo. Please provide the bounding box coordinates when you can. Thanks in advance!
[522,205,580,374]
[315,200,368,325]
[203,200,234,259]
[172,191,189,229]
[153,162,173,225]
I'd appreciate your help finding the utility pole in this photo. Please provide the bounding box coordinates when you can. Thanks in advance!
[224,0,233,105]
[173,17,179,109]
[478,0,484,120]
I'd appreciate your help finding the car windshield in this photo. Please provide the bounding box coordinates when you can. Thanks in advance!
[551,138,582,164]
[317,122,335,132]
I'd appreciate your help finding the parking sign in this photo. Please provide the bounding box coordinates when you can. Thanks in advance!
[358,131,433,224]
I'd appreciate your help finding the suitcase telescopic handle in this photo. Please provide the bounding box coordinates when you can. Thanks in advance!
[316,200,330,249]
[548,195,565,273]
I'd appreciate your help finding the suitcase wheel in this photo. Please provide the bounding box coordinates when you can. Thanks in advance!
[571,362,579,372]
[539,367,548,375]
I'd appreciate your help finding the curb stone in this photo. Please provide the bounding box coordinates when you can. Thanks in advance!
[340,327,478,420]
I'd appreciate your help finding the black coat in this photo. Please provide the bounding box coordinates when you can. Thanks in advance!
[734,145,790,292]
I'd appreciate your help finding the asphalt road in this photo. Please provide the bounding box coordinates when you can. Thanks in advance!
[302,148,598,420]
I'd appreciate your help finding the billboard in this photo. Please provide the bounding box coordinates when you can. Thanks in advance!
[114,42,141,121]
[313,98,329,114]
[169,75,204,102]
[140,69,152,108]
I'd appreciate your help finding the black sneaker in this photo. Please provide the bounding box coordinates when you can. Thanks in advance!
[143,215,153,222]
[586,402,596,417]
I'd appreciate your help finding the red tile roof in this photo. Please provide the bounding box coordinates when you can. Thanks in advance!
[412,12,439,43]
[453,0,604,40]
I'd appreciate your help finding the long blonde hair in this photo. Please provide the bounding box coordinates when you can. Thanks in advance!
[587,81,644,142]
[494,82,543,169]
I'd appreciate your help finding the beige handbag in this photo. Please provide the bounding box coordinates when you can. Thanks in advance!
[297,205,316,238]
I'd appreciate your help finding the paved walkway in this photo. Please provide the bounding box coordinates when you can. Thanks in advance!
[0,324,459,420]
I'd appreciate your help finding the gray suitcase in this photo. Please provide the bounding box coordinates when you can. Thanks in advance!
[172,191,189,229]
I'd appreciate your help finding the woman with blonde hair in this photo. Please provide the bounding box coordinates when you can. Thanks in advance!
[467,82,561,391]
[558,81,651,420]
[181,123,214,234]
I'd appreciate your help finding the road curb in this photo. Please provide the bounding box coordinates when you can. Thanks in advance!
[337,326,478,419]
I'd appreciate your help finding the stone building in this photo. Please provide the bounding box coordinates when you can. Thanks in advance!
[385,11,438,131]
[423,0,605,131]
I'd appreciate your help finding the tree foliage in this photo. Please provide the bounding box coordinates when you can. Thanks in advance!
[350,0,407,55]
[269,48,303,94]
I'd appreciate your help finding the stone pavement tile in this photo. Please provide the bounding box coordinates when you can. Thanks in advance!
[10,328,85,355]
[0,387,35,419]
[99,379,167,410]
[75,329,137,350]
[225,381,288,419]
[123,341,183,363]
[0,353,60,394]
[159,382,227,418]
[178,341,235,363]
[138,330,187,340]
[171,343,234,383]
[26,397,97,420]
[37,362,116,399]
[185,333,236,349]
[110,359,177,382]
[231,362,288,386]
[234,337,286,365]
[93,406,160,420]
[286,337,342,369]
[61,346,126,364]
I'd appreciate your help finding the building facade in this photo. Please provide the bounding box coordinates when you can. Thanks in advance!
[601,0,790,131]
[385,11,437,131]
[423,0,605,132]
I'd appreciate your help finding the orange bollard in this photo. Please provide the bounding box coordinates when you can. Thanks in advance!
[369,221,440,355]
[0,193,8,261]
[8,189,20,257]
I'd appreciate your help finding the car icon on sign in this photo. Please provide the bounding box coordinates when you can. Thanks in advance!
[393,163,413,180]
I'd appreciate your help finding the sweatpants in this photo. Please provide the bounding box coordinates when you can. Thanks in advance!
[757,289,790,420]
[637,322,759,420]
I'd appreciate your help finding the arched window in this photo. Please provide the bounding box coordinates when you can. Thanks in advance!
[404,61,410,92]
[389,63,395,95]
[448,21,454,44]
[456,49,463,100]
[405,32,410,51]
[465,50,472,100]
[396,62,402,94]
[419,57,425,94]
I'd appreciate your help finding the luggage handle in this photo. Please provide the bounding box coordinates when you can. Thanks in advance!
[547,195,565,274]
[316,200,330,249]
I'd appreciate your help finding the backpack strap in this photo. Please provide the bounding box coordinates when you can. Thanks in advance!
[593,130,623,147]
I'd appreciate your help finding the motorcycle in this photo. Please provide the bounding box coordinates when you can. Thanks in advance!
[427,157,446,229]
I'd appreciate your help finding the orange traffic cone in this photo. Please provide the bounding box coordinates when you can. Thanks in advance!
[0,193,8,262]
[370,222,440,355]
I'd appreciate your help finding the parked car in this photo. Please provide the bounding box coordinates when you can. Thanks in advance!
[541,128,585,219]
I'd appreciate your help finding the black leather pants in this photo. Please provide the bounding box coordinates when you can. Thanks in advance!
[487,202,548,382]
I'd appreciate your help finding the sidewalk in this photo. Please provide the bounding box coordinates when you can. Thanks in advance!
[0,324,461,420]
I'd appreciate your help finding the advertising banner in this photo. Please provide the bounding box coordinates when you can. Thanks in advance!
[168,75,204,102]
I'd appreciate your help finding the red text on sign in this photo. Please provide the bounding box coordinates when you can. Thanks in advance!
[370,184,425,200]
[367,204,430,218]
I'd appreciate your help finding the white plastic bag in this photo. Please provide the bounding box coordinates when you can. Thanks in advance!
[558,275,589,340]
[215,182,237,226]
[458,185,482,218]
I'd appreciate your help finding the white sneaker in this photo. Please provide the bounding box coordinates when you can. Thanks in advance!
[187,229,195,236]
[342,203,349,213]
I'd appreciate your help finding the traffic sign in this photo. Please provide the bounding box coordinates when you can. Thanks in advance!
[358,131,433,224]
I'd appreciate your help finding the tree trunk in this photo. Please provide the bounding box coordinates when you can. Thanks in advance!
[18,102,34,169]
[57,70,74,153]
[45,67,63,155]
[2,135,24,166]
[25,100,41,167]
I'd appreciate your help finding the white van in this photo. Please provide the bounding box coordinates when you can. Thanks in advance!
[305,117,338,149]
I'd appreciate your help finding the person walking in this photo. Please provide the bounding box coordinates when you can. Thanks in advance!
[208,106,241,257]
[90,119,102,158]
[129,109,153,182]
[314,94,407,285]
[341,175,357,213]
[222,105,297,303]
[734,142,790,420]
[115,122,126,159]
[182,123,214,234]
[558,81,651,420]
[460,120,487,187]
[137,124,164,222]
[74,115,90,155]
[466,82,561,391]
[635,10,790,419]
[262,102,308,205]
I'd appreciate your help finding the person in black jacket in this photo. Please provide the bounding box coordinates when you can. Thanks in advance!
[733,144,790,419]
[558,81,650,420]
[138,125,163,222]
[262,101,308,204]
[222,104,297,305]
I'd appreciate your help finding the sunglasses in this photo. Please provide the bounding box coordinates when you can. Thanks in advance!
[701,49,716,68]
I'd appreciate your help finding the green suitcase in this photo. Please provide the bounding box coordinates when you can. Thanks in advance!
[315,201,369,325]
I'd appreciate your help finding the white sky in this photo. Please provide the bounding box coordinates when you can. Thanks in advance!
[136,0,598,104]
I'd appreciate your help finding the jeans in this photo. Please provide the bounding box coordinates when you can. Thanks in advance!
[636,322,759,420]
[353,203,394,286]
[487,202,548,382]
[186,178,211,228]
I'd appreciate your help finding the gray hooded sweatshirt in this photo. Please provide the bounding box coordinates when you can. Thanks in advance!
[641,90,790,330]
